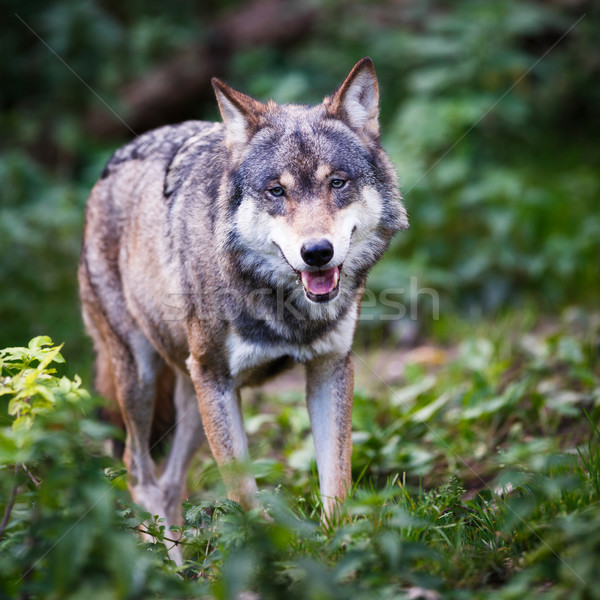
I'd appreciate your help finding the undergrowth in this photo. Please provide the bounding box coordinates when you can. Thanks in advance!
[1,311,599,599]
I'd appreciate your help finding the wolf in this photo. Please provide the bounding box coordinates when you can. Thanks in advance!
[79,57,408,559]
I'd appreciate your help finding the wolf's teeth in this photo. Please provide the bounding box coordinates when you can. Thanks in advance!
[333,270,339,287]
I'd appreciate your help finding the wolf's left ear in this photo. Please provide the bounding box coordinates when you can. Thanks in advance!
[326,57,380,139]
[212,78,265,151]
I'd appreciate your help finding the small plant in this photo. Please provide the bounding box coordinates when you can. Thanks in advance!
[1,335,88,430]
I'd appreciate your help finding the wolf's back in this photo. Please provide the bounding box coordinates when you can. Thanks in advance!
[80,120,222,456]
[100,121,211,181]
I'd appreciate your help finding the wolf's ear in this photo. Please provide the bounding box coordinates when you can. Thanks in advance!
[212,78,265,150]
[326,57,380,139]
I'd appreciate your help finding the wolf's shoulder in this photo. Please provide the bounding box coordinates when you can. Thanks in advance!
[100,120,223,179]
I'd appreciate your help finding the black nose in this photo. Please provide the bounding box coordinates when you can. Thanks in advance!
[301,239,334,267]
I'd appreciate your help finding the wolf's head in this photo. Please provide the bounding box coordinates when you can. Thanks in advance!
[213,58,408,322]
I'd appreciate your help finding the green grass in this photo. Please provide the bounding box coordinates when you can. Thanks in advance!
[2,311,599,598]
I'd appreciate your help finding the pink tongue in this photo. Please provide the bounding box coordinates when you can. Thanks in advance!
[301,266,339,295]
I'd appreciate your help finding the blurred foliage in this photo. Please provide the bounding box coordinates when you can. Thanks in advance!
[1,0,599,362]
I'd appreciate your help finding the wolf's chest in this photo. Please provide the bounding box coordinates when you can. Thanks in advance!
[226,308,357,381]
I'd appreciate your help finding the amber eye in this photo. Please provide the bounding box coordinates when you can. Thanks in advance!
[331,179,346,189]
[269,186,285,197]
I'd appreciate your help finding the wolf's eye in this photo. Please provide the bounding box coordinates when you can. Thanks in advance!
[269,186,285,197]
[331,179,346,189]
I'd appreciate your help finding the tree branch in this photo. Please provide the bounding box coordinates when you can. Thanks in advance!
[0,475,19,541]
[86,0,315,139]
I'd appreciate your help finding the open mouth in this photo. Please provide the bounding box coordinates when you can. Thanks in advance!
[300,266,341,303]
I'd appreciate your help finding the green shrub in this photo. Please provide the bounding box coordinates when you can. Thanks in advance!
[0,337,191,599]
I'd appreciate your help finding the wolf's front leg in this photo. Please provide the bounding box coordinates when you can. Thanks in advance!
[305,353,354,518]
[186,358,258,509]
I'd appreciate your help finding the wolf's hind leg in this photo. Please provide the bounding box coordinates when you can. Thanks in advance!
[108,332,184,561]
[158,371,205,523]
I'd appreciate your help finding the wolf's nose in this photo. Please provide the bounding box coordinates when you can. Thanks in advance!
[301,239,334,267]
